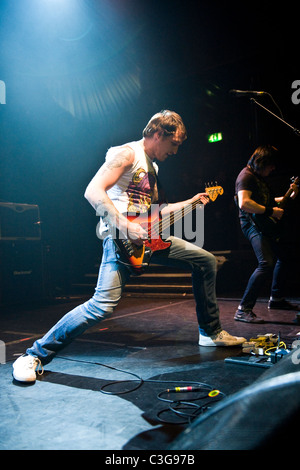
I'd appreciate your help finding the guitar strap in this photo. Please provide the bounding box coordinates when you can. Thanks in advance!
[156,174,168,205]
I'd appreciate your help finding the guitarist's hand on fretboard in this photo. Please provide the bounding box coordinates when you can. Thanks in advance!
[246,176,298,239]
[191,193,210,206]
[290,181,299,199]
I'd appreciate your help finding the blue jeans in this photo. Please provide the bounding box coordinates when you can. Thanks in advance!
[27,236,222,364]
[239,221,287,310]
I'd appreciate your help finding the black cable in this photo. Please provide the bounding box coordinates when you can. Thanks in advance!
[156,402,202,425]
[169,401,205,421]
[57,355,144,394]
[56,355,226,423]
[100,374,144,395]
[157,384,213,402]
[156,388,226,425]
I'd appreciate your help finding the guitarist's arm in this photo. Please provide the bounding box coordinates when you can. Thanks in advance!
[237,189,284,220]
[160,193,210,217]
[84,146,148,245]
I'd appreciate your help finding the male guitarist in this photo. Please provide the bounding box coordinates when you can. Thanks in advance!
[13,110,246,383]
[234,144,299,323]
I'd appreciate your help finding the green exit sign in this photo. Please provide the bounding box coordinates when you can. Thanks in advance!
[208,132,223,143]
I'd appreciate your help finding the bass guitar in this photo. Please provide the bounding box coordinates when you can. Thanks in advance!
[114,185,223,274]
[251,176,299,239]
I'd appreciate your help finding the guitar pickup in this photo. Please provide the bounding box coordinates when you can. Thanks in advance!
[122,240,134,255]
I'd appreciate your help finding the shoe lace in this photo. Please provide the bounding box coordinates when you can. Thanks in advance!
[248,310,257,318]
[36,359,44,376]
[217,330,229,339]
[240,309,256,318]
[36,360,44,375]
[27,356,44,376]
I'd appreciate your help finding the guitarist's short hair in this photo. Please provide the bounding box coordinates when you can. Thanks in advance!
[247,145,279,174]
[143,110,187,140]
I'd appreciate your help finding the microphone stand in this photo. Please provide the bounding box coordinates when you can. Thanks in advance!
[250,97,300,137]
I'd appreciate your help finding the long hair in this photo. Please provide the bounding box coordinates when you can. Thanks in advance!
[142,110,187,140]
[247,145,279,174]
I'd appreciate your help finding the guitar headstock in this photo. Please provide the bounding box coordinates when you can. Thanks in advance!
[291,176,299,186]
[205,183,224,201]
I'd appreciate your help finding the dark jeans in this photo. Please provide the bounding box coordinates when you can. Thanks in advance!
[239,221,288,310]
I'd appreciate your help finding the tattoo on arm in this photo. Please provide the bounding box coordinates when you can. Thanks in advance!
[95,199,114,220]
[95,198,127,233]
[100,146,133,175]
[93,146,133,232]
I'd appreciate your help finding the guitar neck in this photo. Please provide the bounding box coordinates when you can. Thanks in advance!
[160,198,201,233]
[278,177,299,209]
[279,189,294,209]
[156,186,223,234]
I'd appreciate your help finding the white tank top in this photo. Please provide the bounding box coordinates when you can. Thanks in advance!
[106,140,159,213]
[98,141,159,237]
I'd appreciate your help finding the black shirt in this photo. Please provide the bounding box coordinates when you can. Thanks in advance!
[235,166,274,222]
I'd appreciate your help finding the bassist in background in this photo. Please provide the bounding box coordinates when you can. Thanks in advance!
[234,145,299,323]
[13,110,246,383]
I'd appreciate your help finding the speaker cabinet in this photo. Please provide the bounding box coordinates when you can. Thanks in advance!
[0,240,44,305]
[0,202,44,305]
[0,202,41,240]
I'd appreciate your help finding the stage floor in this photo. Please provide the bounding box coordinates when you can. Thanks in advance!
[1,294,299,451]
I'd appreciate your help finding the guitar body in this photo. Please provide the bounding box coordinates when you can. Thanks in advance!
[115,207,172,274]
[251,213,282,240]
[251,176,299,240]
[113,185,224,274]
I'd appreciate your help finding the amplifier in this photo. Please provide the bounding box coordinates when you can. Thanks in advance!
[0,240,44,305]
[0,202,41,240]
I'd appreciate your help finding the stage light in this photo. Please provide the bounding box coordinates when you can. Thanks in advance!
[40,0,73,6]
[1,0,142,121]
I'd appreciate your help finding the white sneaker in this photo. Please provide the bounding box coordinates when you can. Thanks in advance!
[199,330,246,347]
[12,355,44,383]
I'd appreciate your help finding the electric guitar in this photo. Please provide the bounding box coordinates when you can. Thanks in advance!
[251,176,299,239]
[114,185,224,274]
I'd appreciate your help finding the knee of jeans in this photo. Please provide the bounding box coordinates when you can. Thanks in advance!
[85,296,118,320]
[259,258,275,272]
[193,251,217,273]
[205,252,217,271]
